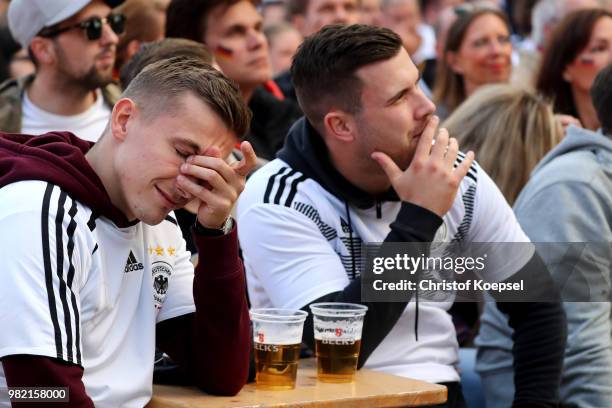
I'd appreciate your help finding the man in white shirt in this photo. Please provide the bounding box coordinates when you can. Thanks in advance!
[0,0,124,141]
[0,57,256,406]
[237,24,566,407]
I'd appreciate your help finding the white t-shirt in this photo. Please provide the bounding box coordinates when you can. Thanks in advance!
[237,157,533,383]
[0,181,195,407]
[21,90,111,142]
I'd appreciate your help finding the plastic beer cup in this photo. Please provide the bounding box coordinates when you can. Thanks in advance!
[309,303,368,383]
[249,308,308,390]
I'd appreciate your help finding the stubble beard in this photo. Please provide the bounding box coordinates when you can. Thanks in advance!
[78,64,113,90]
[55,44,114,92]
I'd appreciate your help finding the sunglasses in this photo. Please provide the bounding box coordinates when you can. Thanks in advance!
[40,13,126,41]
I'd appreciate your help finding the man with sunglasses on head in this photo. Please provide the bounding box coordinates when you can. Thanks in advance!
[0,0,125,142]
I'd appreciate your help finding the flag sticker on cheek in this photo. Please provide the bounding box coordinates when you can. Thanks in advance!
[214,45,234,61]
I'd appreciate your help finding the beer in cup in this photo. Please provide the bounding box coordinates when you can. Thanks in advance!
[249,308,308,390]
[309,302,368,383]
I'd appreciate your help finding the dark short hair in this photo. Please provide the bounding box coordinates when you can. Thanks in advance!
[418,0,440,10]
[286,0,308,18]
[291,24,402,128]
[122,57,251,138]
[536,9,612,118]
[120,38,213,88]
[165,0,258,42]
[591,63,612,135]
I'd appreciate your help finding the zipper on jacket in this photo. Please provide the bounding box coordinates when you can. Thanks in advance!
[376,199,382,219]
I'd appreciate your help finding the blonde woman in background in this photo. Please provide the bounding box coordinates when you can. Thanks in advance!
[443,84,564,205]
[441,84,564,408]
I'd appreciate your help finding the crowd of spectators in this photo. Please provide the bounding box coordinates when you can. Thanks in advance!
[0,0,611,407]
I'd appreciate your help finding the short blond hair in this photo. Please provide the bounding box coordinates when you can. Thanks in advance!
[122,57,251,138]
[442,84,563,205]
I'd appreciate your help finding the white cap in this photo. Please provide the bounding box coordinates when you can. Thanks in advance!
[8,0,122,48]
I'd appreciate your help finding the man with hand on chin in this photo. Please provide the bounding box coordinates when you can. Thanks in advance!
[0,57,256,407]
[237,24,566,407]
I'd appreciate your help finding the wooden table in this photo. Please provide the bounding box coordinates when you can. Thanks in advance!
[147,358,447,408]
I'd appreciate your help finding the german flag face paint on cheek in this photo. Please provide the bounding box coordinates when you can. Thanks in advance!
[214,45,234,61]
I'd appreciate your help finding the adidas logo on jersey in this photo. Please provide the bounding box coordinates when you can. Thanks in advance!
[124,250,144,273]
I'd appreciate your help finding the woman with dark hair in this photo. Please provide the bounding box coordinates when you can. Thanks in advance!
[536,8,612,130]
[433,2,513,119]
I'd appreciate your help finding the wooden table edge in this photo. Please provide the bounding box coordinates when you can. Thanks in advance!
[148,382,447,408]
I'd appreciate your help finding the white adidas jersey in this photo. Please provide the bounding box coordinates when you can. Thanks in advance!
[237,157,533,383]
[0,181,195,407]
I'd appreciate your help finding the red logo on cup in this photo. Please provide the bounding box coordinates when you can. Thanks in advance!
[257,332,265,343]
[335,328,343,337]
